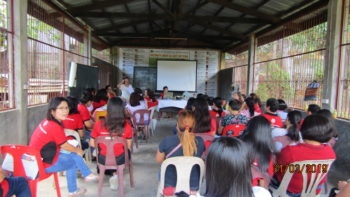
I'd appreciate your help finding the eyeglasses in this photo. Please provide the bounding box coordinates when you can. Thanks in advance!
[56,107,69,111]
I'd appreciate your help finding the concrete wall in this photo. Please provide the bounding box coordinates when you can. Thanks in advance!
[329,119,350,185]
[27,104,48,138]
[0,104,47,146]
[0,110,21,145]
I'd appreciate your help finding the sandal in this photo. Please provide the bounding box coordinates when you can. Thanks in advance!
[68,188,87,197]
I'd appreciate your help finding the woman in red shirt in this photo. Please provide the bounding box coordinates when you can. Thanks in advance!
[29,97,97,197]
[144,89,159,109]
[62,97,84,137]
[274,115,336,196]
[90,97,133,165]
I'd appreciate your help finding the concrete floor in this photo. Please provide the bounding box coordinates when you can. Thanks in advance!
[37,118,333,197]
[38,118,175,197]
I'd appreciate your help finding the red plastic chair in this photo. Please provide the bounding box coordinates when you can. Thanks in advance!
[195,133,215,159]
[130,109,152,149]
[0,145,61,197]
[222,124,246,137]
[95,136,134,197]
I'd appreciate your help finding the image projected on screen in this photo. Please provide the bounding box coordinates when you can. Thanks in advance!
[157,60,197,91]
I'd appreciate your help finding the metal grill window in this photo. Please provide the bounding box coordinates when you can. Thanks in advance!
[27,0,88,106]
[253,10,327,109]
[0,0,13,111]
[337,2,350,119]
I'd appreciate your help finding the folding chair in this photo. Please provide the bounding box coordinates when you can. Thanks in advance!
[0,145,61,197]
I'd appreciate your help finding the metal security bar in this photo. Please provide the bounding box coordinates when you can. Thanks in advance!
[0,0,13,111]
[224,50,248,95]
[27,0,88,105]
[253,8,327,110]
[92,48,111,64]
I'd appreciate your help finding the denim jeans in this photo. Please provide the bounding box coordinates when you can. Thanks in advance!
[6,177,32,197]
[45,153,92,193]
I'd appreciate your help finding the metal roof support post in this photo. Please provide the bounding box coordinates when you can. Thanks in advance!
[247,34,256,95]
[13,0,28,144]
[323,0,343,111]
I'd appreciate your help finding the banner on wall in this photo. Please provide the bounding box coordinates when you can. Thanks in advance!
[149,49,190,67]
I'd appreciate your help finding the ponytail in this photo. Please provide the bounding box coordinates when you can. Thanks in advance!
[286,111,302,142]
[179,127,197,156]
[177,110,197,156]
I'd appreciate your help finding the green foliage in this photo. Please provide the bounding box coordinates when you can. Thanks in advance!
[256,62,293,101]
[27,16,61,42]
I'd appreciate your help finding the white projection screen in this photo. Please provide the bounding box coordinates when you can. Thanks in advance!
[157,60,197,91]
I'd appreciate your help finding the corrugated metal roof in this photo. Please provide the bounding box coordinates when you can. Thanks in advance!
[51,0,329,50]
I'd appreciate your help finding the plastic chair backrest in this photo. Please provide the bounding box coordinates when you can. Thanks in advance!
[95,111,107,121]
[158,156,205,195]
[95,136,130,167]
[64,129,82,148]
[222,124,246,137]
[273,159,335,197]
[131,109,151,126]
[195,133,215,159]
[0,145,46,180]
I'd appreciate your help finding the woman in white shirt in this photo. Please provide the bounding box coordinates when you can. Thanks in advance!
[204,137,271,197]
[125,92,149,124]
[117,76,134,102]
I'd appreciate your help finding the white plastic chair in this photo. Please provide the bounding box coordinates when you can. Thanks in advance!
[64,129,82,148]
[271,159,335,197]
[157,156,205,197]
[149,106,157,136]
[64,129,92,163]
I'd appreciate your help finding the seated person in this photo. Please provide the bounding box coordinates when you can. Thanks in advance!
[276,99,288,122]
[261,98,283,128]
[193,98,217,135]
[241,116,275,188]
[209,97,226,118]
[144,89,159,109]
[250,93,263,114]
[205,137,271,197]
[274,115,336,196]
[0,167,31,197]
[272,111,302,152]
[125,92,149,124]
[90,97,132,165]
[316,109,338,147]
[240,97,261,119]
[105,85,116,99]
[219,99,249,136]
[30,97,98,197]
[299,104,321,128]
[160,86,173,99]
[92,89,108,111]
[156,110,205,196]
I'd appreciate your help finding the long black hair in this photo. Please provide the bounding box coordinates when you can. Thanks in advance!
[66,96,79,115]
[94,89,108,103]
[146,88,157,102]
[185,97,195,111]
[240,116,275,173]
[47,97,68,127]
[245,97,255,117]
[104,97,125,136]
[205,137,253,197]
[286,111,302,141]
[316,109,337,137]
[212,97,224,117]
[192,98,212,133]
